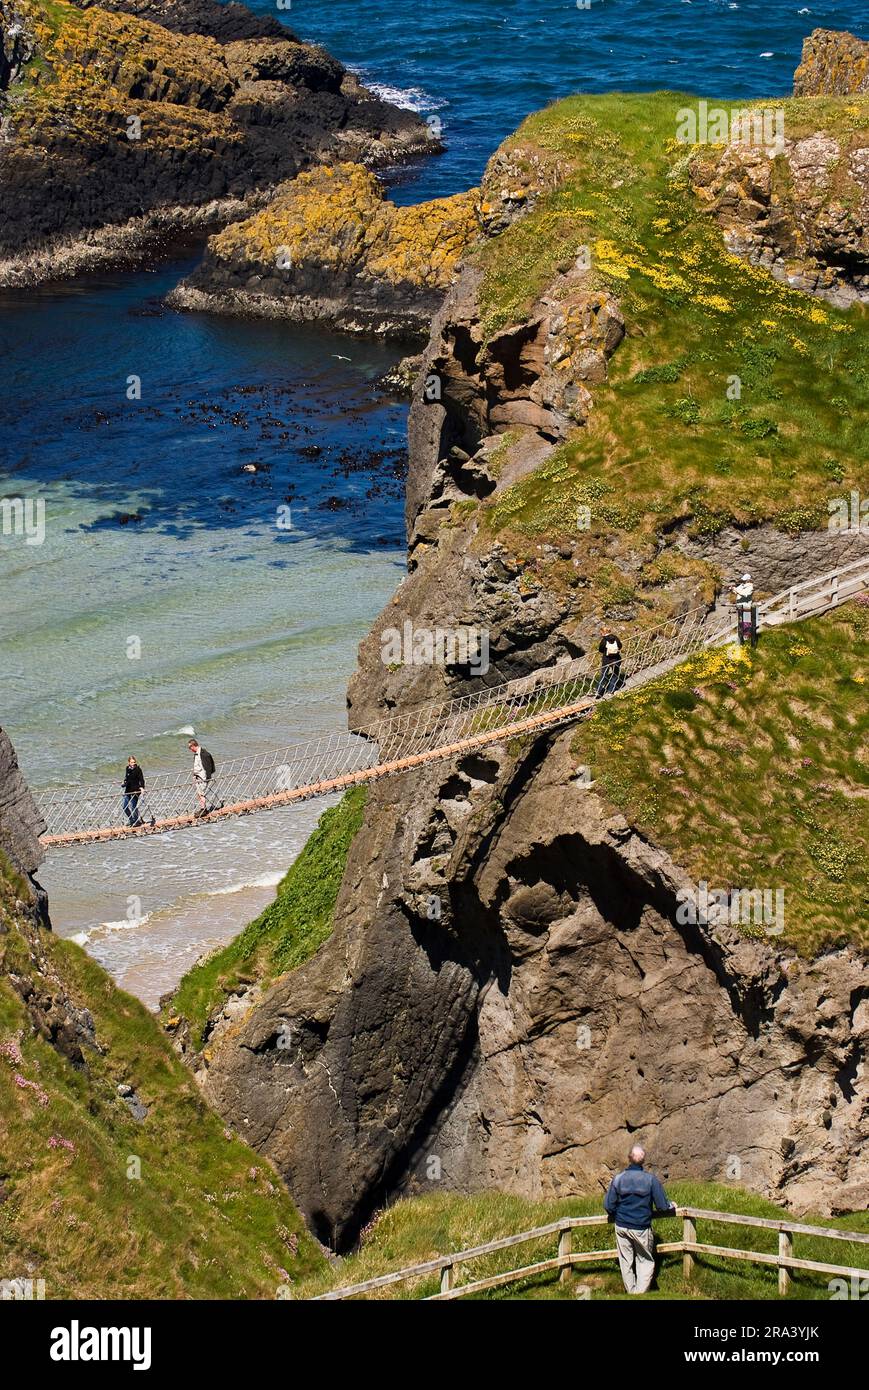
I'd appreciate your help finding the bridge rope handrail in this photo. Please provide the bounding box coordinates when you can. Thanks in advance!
[35,555,869,844]
[36,602,719,838]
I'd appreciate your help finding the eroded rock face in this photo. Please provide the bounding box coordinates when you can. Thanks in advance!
[201,734,869,1244]
[0,725,45,883]
[412,265,624,455]
[194,60,869,1243]
[344,250,868,729]
[0,728,107,1067]
[169,162,480,339]
[690,132,869,307]
[0,1,35,90]
[794,28,869,97]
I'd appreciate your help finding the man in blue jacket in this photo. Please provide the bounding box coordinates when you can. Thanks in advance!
[604,1146,676,1293]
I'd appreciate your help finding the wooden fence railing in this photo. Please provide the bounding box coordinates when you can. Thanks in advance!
[311,1206,869,1301]
[757,555,869,627]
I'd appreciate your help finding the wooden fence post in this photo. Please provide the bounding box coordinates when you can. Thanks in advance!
[683,1214,696,1281]
[558,1223,572,1282]
[778,1230,792,1296]
[440,1262,455,1295]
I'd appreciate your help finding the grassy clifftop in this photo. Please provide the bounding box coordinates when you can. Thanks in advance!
[571,604,869,955]
[473,91,867,552]
[0,856,325,1298]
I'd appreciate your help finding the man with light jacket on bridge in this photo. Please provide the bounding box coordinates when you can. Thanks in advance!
[604,1145,677,1293]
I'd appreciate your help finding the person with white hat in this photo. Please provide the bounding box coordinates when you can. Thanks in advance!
[733,573,755,644]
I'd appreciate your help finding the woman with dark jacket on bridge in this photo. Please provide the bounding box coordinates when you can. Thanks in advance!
[122,756,145,827]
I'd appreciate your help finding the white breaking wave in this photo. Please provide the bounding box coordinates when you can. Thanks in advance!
[74,913,152,946]
[207,872,284,897]
[351,69,447,114]
[160,725,196,736]
[69,870,283,948]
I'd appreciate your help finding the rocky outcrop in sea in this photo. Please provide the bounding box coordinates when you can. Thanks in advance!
[0,0,438,284]
[168,161,480,340]
[794,27,869,96]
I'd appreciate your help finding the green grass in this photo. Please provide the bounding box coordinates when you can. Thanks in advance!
[295,1184,869,1300]
[569,603,869,954]
[168,787,367,1046]
[0,863,326,1298]
[2,0,81,97]
[468,91,868,612]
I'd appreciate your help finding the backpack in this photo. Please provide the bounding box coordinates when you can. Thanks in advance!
[199,747,216,780]
[605,639,620,658]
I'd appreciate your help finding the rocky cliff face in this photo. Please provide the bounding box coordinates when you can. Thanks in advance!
[0,726,99,1060]
[689,124,869,308]
[197,242,869,1243]
[345,256,868,727]
[0,725,47,921]
[0,0,436,283]
[183,63,869,1245]
[794,28,869,96]
[0,0,34,88]
[201,732,869,1246]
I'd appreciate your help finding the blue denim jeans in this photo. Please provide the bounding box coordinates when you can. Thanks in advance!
[596,663,622,698]
[123,793,142,826]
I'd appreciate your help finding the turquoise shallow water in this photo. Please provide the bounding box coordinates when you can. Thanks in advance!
[1,0,864,1003]
[0,268,407,1001]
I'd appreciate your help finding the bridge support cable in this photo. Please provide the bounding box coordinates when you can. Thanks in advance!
[36,557,869,845]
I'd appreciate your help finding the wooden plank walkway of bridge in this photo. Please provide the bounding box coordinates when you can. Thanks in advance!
[41,694,597,846]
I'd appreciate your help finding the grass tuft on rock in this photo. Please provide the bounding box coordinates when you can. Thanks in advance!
[168,786,367,1044]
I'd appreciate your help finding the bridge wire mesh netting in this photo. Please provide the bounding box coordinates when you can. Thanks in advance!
[38,603,728,839]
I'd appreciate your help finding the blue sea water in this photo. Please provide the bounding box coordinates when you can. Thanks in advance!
[286,0,869,203]
[0,0,865,1003]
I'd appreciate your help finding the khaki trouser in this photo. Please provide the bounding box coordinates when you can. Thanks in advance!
[615,1225,656,1294]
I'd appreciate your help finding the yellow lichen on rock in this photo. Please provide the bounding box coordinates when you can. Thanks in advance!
[63,7,233,111]
[369,190,481,289]
[794,28,869,95]
[211,161,480,289]
[22,0,233,111]
[214,163,384,268]
[6,0,238,150]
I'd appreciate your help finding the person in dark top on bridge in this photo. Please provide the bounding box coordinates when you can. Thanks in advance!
[122,756,145,827]
[596,627,623,698]
[604,1145,677,1293]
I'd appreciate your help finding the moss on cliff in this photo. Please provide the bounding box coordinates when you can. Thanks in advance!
[4,0,238,144]
[569,603,869,955]
[168,786,368,1045]
[0,858,325,1297]
[474,91,868,552]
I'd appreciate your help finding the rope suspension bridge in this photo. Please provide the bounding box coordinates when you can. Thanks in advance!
[37,557,869,848]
